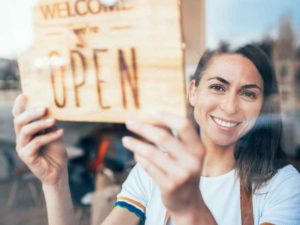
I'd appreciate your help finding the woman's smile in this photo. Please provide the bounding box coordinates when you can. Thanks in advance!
[210,115,241,130]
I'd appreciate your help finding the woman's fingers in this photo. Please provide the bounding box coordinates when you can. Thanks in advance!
[122,136,174,174]
[133,154,172,191]
[17,129,64,163]
[12,94,27,117]
[17,118,56,149]
[125,120,185,160]
[124,114,205,177]
[14,107,47,135]
[148,112,201,148]
[125,119,204,170]
[122,136,191,184]
[131,112,205,157]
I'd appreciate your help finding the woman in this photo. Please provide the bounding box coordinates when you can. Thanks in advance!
[12,44,300,225]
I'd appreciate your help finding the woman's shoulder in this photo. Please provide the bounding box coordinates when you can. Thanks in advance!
[254,165,300,224]
[278,164,300,174]
[274,164,300,184]
[258,164,300,193]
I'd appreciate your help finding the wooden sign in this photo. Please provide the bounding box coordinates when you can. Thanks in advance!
[15,0,186,123]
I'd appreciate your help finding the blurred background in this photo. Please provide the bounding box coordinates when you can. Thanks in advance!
[0,0,300,225]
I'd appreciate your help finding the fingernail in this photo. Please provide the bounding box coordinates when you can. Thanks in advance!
[125,119,138,129]
[56,129,64,134]
[122,136,131,145]
[45,118,54,124]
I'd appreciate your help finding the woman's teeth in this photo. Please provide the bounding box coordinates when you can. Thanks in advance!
[213,117,239,128]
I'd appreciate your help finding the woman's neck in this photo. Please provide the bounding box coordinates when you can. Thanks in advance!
[200,134,236,177]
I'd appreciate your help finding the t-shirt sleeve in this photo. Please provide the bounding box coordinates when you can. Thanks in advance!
[115,164,152,223]
[259,165,300,225]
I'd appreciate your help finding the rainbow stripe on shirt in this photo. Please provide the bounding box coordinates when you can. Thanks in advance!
[115,196,146,224]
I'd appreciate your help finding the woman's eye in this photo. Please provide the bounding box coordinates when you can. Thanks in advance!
[209,84,225,92]
[241,91,257,99]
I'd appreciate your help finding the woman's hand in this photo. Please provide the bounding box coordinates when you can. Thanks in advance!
[122,112,206,217]
[12,94,67,186]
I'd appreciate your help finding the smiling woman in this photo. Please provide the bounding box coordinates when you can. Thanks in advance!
[12,44,300,225]
[190,45,286,192]
[117,44,300,225]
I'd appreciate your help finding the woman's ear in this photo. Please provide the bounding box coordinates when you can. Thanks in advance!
[188,80,197,107]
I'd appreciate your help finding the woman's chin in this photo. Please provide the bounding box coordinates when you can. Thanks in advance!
[210,136,237,148]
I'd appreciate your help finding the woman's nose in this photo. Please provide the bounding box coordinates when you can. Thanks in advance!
[219,93,239,115]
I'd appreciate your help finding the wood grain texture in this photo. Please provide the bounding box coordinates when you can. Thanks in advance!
[17,0,187,123]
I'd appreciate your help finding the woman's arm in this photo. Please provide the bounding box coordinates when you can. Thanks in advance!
[42,171,77,225]
[12,95,77,225]
[13,95,140,225]
[122,112,217,225]
[42,169,141,225]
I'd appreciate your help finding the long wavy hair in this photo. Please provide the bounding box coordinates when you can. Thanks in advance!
[191,44,287,192]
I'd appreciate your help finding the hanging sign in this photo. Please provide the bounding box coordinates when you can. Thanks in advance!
[14,0,186,123]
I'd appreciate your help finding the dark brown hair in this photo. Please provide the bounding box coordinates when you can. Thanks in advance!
[192,44,287,192]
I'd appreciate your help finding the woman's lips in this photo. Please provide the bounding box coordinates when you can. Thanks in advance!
[210,115,241,129]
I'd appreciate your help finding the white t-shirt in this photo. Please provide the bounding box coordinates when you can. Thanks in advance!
[116,164,300,225]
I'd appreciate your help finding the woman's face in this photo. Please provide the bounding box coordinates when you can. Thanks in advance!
[189,54,264,147]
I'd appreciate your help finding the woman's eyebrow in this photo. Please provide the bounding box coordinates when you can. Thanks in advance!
[241,84,262,91]
[207,76,262,91]
[207,76,230,85]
